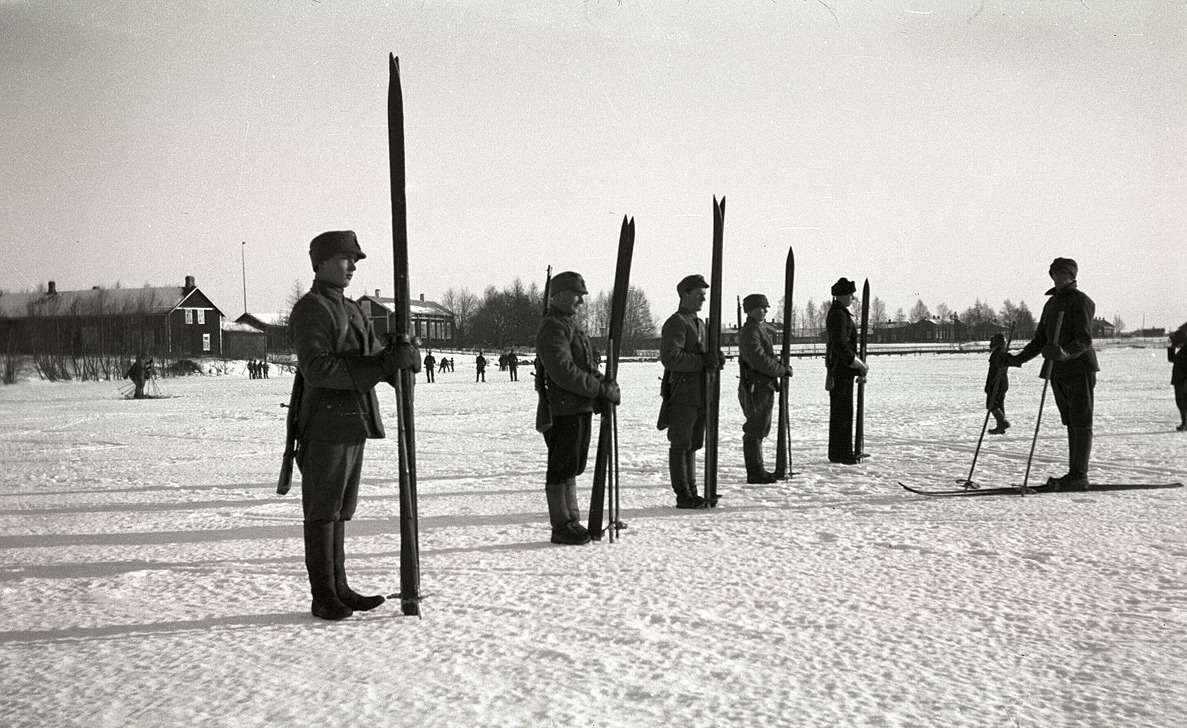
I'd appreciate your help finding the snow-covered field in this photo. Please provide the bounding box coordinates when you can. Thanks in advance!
[1,347,1184,728]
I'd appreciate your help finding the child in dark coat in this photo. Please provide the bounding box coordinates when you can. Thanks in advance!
[986,333,1012,434]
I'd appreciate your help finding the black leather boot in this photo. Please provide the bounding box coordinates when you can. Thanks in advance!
[547,482,589,545]
[304,522,352,621]
[333,521,385,612]
[670,449,702,508]
[744,437,777,484]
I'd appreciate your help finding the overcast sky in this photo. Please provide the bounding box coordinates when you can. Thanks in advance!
[2,1,1183,332]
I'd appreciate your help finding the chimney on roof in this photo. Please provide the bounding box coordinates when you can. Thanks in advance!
[419,293,425,301]
[184,275,195,292]
[375,289,381,298]
[48,281,57,295]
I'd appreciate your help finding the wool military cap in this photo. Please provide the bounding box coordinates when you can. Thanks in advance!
[830,277,857,296]
[677,274,710,295]
[550,271,588,295]
[742,293,769,311]
[1049,257,1078,279]
[309,230,366,271]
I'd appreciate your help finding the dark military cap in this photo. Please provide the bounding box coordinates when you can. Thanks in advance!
[742,293,769,312]
[830,277,856,296]
[550,271,588,295]
[676,274,710,295]
[1049,257,1078,279]
[309,230,366,271]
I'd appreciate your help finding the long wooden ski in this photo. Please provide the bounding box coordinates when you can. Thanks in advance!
[588,216,634,540]
[387,54,420,617]
[774,246,794,479]
[854,278,870,462]
[704,196,725,507]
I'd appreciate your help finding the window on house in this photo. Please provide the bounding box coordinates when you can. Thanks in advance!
[197,309,206,325]
[185,309,193,324]
[202,333,211,352]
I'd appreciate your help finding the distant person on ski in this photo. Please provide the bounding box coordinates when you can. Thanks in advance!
[1168,323,1187,432]
[824,277,868,464]
[423,350,436,383]
[126,353,148,399]
[287,230,420,620]
[737,293,793,483]
[475,352,487,382]
[535,271,620,545]
[659,274,719,508]
[985,332,1012,434]
[1006,257,1099,490]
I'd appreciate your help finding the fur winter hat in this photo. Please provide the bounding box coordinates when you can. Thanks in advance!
[830,277,856,296]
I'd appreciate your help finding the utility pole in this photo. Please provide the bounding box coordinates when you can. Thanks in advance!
[241,241,248,315]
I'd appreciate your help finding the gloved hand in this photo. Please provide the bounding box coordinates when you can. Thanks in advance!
[598,379,621,407]
[784,364,794,379]
[702,351,724,372]
[1041,343,1068,362]
[382,335,421,375]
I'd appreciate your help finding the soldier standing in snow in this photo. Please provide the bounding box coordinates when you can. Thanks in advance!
[1006,257,1099,490]
[508,350,519,381]
[475,352,487,382]
[1168,323,1187,431]
[423,350,436,383]
[288,230,420,620]
[659,274,718,508]
[535,271,620,545]
[737,293,793,483]
[824,277,868,464]
[985,333,1012,434]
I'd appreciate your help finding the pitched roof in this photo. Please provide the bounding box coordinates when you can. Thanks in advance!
[0,285,220,318]
[357,294,454,318]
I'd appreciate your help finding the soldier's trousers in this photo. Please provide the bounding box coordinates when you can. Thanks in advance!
[738,383,774,440]
[828,371,855,461]
[666,404,706,452]
[1051,372,1095,429]
[543,412,592,483]
[298,438,365,523]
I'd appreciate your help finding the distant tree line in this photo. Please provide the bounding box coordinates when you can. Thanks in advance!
[772,295,1045,340]
[440,280,657,355]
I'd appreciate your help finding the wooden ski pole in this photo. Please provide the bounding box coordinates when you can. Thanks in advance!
[1021,311,1065,494]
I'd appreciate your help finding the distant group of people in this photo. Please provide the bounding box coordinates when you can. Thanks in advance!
[282,231,1172,620]
[247,359,270,379]
[421,352,455,382]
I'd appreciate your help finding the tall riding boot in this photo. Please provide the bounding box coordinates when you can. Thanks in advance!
[333,521,385,612]
[744,437,777,484]
[988,408,1010,434]
[564,477,590,540]
[685,450,706,507]
[304,521,352,621]
[669,449,698,508]
[547,482,588,545]
[1067,427,1092,489]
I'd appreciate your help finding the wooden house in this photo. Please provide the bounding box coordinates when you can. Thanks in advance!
[0,276,225,358]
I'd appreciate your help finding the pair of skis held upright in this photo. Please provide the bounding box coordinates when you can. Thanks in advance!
[584,197,802,537]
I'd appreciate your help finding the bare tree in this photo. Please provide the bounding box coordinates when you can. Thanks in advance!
[909,299,930,322]
[441,287,480,347]
[871,296,888,325]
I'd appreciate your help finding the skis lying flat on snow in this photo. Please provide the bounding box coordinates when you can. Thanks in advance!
[901,481,1183,497]
[703,196,725,507]
[388,54,421,617]
[588,216,635,541]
